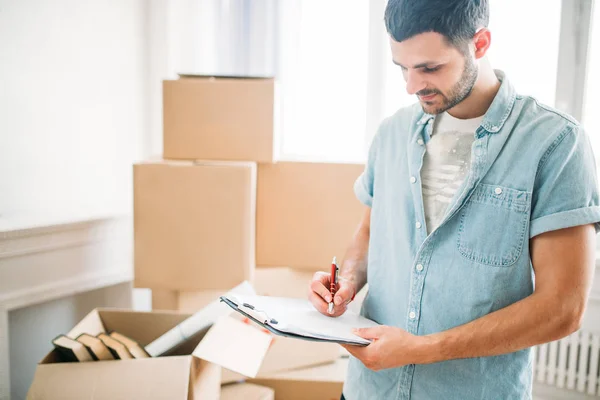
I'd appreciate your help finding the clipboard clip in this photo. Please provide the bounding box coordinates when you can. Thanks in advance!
[239,302,272,325]
[220,296,279,326]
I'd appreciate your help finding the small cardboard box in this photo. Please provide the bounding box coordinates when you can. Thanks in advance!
[221,382,274,400]
[163,75,280,162]
[256,161,365,270]
[27,309,272,400]
[134,160,256,291]
[250,358,348,400]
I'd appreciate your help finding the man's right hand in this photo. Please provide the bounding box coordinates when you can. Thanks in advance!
[308,271,356,317]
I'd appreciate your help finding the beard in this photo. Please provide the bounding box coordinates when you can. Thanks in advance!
[418,57,479,115]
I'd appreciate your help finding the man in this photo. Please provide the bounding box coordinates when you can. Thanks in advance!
[308,0,600,399]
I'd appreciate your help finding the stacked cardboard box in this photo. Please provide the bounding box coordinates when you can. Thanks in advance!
[27,75,370,397]
[131,75,367,397]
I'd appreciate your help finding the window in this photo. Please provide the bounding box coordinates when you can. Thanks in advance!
[583,2,600,151]
[486,0,562,106]
[278,0,370,163]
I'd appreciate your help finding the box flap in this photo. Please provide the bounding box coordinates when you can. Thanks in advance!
[192,316,272,378]
[188,358,221,400]
[99,308,191,345]
[67,308,104,338]
[27,356,193,400]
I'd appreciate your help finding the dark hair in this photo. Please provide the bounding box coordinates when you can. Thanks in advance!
[384,0,489,51]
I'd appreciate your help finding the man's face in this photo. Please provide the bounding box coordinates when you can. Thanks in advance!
[390,32,478,115]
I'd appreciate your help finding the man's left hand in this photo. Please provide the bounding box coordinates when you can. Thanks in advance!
[341,326,435,371]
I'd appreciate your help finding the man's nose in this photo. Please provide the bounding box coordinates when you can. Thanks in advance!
[405,70,426,95]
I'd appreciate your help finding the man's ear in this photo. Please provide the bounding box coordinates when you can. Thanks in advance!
[473,28,492,59]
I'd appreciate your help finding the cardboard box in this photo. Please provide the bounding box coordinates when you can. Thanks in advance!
[256,162,365,270]
[151,288,179,311]
[221,383,274,400]
[163,75,279,162]
[134,160,256,291]
[254,267,315,298]
[27,309,272,400]
[174,283,340,383]
[176,267,315,313]
[250,358,348,400]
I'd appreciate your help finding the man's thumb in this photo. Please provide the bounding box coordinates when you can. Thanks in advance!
[334,284,354,305]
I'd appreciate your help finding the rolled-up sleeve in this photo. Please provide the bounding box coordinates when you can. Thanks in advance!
[530,124,600,238]
[354,128,381,207]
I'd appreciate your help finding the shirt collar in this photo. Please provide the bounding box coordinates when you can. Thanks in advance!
[415,70,517,136]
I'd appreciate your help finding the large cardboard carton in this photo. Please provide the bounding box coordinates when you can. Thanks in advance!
[163,75,279,162]
[256,162,365,270]
[253,267,315,298]
[221,382,274,400]
[250,358,349,400]
[134,160,256,291]
[27,309,272,400]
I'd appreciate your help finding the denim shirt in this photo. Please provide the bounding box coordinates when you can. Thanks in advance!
[344,71,600,400]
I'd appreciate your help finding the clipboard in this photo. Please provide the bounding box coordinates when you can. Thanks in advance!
[220,294,379,346]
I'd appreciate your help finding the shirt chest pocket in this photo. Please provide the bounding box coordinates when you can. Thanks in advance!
[457,183,532,267]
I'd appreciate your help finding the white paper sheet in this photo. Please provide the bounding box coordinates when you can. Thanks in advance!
[223,294,380,345]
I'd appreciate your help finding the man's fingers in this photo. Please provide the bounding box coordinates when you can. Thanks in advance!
[310,272,333,303]
[308,287,330,314]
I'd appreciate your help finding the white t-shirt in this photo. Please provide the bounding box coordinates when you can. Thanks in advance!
[421,112,484,234]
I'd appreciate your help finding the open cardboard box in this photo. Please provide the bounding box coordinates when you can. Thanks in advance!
[27,308,273,400]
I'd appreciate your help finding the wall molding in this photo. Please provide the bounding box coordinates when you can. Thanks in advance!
[0,215,125,259]
[0,270,133,312]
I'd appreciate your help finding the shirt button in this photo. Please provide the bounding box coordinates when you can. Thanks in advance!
[417,139,424,145]
[415,221,422,229]
[416,264,424,272]
[495,187,503,195]
[410,176,417,183]
[409,311,416,319]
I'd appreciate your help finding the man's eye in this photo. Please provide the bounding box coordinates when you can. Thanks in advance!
[423,66,441,73]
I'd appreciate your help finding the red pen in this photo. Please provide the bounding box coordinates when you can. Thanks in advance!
[328,256,339,314]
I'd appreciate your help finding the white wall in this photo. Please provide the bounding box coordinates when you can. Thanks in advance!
[9,282,133,400]
[0,1,149,398]
[0,0,149,220]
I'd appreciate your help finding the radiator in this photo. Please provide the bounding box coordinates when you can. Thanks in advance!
[534,329,600,396]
